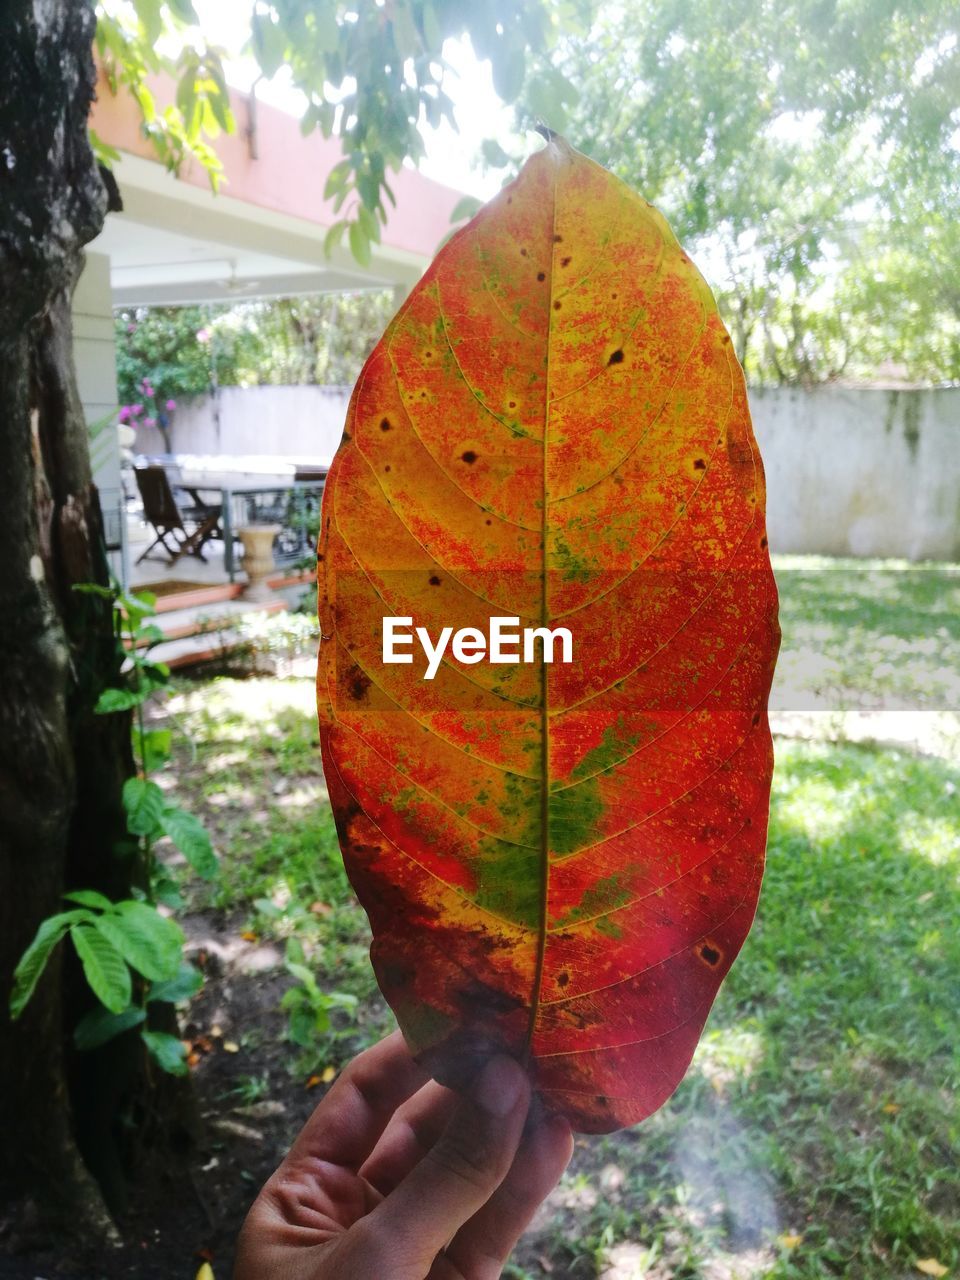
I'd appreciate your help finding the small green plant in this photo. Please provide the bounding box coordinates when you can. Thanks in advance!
[8,585,217,1076]
[281,937,358,1051]
[226,1073,271,1105]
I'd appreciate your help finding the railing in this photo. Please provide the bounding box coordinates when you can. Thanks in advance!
[221,482,324,582]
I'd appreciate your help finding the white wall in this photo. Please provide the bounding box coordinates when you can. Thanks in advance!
[152,384,351,465]
[752,387,960,561]
[73,252,126,580]
[136,381,960,562]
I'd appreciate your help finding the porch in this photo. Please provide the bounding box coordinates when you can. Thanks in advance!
[75,74,462,666]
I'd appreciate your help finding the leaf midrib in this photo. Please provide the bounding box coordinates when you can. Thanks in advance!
[523,147,560,1061]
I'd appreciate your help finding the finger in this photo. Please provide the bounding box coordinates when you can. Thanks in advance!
[366,1056,530,1270]
[434,1112,573,1279]
[287,1029,430,1172]
[359,1079,458,1195]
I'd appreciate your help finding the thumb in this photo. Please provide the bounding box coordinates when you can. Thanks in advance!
[365,1055,530,1271]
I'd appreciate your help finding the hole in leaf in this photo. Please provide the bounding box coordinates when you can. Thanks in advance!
[608,349,624,365]
[461,450,478,464]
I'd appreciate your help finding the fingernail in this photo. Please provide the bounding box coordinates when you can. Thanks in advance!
[473,1055,525,1117]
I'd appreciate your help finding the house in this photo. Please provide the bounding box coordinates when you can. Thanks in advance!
[78,71,465,583]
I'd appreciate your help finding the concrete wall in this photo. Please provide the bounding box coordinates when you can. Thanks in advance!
[135,384,352,465]
[752,387,960,561]
[139,381,960,562]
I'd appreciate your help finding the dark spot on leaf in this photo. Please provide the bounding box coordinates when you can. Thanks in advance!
[557,970,570,988]
[537,271,545,281]
[693,458,706,470]
[509,400,516,408]
[342,431,352,442]
[384,465,391,472]
[722,334,731,345]
[611,292,618,300]
[461,450,478,464]
[553,234,562,242]
[608,349,624,365]
[380,418,391,431]
[317,553,324,562]
[561,255,571,267]
[346,667,372,703]
[520,247,528,257]
[553,301,561,310]
[752,712,761,726]
[455,977,524,1016]
[429,575,441,586]
[699,943,721,966]
[485,518,492,525]
[761,536,768,548]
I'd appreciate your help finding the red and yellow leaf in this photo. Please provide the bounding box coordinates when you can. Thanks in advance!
[317,137,780,1132]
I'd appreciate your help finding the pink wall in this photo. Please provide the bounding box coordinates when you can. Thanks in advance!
[90,72,465,261]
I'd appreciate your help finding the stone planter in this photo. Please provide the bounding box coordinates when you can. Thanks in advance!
[238,524,281,601]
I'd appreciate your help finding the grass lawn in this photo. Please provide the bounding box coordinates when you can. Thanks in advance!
[150,555,958,1280]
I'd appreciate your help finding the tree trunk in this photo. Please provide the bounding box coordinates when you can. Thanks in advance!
[0,0,153,1239]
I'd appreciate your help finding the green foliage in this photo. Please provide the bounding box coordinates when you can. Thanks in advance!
[98,0,958,383]
[95,0,231,189]
[8,586,213,1075]
[95,1,588,262]
[281,938,358,1051]
[141,1029,189,1076]
[114,293,398,420]
[535,0,960,385]
[114,304,235,414]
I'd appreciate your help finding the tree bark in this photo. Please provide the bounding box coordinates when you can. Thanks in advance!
[0,0,139,1239]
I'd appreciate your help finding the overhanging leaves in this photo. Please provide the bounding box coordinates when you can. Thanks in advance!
[318,137,780,1132]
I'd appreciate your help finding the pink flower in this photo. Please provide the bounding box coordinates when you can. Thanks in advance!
[144,416,157,428]
[127,323,136,333]
[165,398,177,411]
[118,405,131,423]
[196,327,211,343]
[131,403,143,416]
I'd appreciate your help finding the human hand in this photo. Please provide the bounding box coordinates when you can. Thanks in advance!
[234,1030,573,1280]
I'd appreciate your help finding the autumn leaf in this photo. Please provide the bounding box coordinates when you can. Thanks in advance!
[916,1261,949,1278]
[317,136,779,1132]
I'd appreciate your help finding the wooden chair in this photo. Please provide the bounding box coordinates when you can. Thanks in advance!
[134,466,221,565]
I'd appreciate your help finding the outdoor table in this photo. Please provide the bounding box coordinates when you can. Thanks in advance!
[173,471,326,582]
